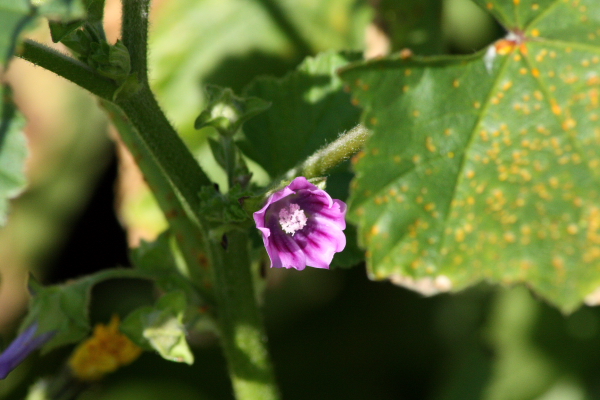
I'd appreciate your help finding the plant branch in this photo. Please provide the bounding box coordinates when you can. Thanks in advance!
[284,124,371,179]
[17,40,119,100]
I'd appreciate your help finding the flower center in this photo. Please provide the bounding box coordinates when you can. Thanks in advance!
[278,203,307,235]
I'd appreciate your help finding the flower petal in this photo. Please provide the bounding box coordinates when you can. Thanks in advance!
[267,229,307,270]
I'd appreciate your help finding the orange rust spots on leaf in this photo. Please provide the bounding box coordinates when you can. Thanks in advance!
[351,151,364,165]
[503,232,516,243]
[531,29,540,37]
[551,99,562,115]
[425,203,435,212]
[473,101,481,109]
[495,39,516,55]
[532,3,539,10]
[519,44,528,56]
[393,155,401,163]
[514,54,522,62]
[371,148,380,155]
[532,68,540,78]
[513,0,520,4]
[562,118,577,130]
[519,68,528,75]
[351,98,360,106]
[343,84,351,93]
[405,69,412,76]
[453,79,460,88]
[487,2,493,9]
[402,85,409,93]
[413,110,421,117]
[370,117,378,125]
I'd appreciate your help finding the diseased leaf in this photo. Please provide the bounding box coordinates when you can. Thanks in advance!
[340,0,600,311]
[240,51,362,177]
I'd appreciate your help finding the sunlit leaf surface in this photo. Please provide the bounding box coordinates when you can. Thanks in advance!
[341,0,600,311]
[0,85,28,227]
[0,0,84,66]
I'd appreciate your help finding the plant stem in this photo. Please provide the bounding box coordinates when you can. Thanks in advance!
[208,230,280,400]
[121,0,150,83]
[284,124,371,179]
[17,40,119,100]
[102,100,215,302]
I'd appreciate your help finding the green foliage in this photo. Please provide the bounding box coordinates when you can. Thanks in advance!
[195,85,270,138]
[129,231,199,302]
[121,291,195,365]
[22,269,149,352]
[0,85,28,227]
[198,185,251,225]
[340,0,600,311]
[239,51,362,178]
[0,0,85,66]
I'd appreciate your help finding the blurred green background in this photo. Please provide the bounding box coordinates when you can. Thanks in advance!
[2,0,600,399]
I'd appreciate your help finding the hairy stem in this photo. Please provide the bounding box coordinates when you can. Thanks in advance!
[209,230,280,400]
[284,124,371,179]
[121,0,150,83]
[17,40,119,100]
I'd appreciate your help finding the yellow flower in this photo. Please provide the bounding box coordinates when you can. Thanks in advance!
[68,315,142,381]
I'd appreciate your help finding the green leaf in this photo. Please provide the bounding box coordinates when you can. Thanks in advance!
[121,291,195,365]
[0,84,28,227]
[0,0,85,66]
[21,269,150,352]
[130,230,200,303]
[340,0,600,311]
[240,51,363,177]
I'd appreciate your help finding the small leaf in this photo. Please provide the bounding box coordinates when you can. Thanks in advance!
[20,269,149,352]
[340,0,600,311]
[0,84,28,227]
[121,291,195,365]
[130,230,200,302]
[240,51,362,177]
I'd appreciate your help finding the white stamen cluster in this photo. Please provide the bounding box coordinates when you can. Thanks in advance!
[279,203,307,235]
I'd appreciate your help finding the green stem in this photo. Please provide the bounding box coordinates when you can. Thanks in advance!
[121,0,150,83]
[284,124,371,180]
[209,230,280,400]
[114,87,212,207]
[102,100,214,303]
[17,40,119,100]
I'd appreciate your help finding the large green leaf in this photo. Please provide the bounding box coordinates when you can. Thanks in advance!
[340,0,600,311]
[240,51,362,177]
[0,0,85,66]
[0,85,28,227]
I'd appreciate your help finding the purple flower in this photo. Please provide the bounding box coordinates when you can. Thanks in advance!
[254,177,347,270]
[0,323,54,380]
